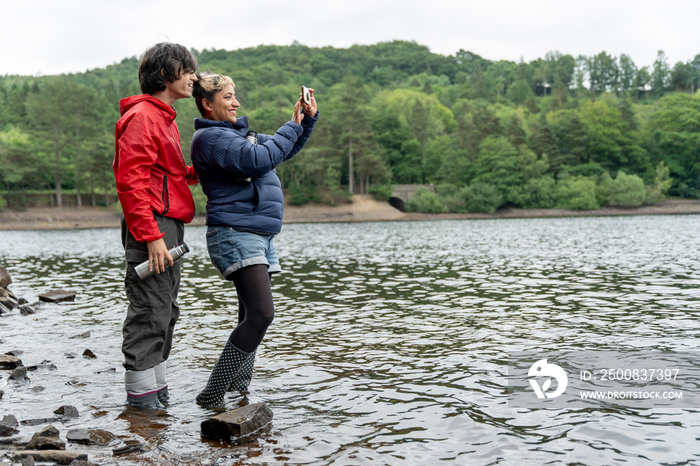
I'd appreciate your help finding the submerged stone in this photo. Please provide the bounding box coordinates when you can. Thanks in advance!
[67,428,117,446]
[2,415,19,428]
[0,415,19,437]
[112,439,145,456]
[0,296,17,310]
[27,361,57,372]
[69,460,99,466]
[19,304,36,315]
[9,366,29,382]
[200,402,273,441]
[12,450,86,465]
[0,423,19,437]
[38,290,76,303]
[20,418,59,426]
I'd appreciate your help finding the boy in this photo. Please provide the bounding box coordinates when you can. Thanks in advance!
[113,42,198,408]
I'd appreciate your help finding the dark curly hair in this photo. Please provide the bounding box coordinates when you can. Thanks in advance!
[138,42,198,95]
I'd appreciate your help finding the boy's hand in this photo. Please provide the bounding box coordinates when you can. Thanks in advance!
[147,238,173,274]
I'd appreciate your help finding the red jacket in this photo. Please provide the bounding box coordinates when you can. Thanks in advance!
[114,95,198,243]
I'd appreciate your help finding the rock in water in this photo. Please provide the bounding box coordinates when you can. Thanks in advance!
[0,414,19,437]
[38,290,76,303]
[19,304,36,315]
[12,450,87,464]
[201,402,273,440]
[67,428,117,446]
[54,406,79,419]
[27,425,65,450]
[112,439,145,456]
[0,296,18,311]
[20,417,60,426]
[0,354,23,369]
[9,366,29,382]
[0,266,11,288]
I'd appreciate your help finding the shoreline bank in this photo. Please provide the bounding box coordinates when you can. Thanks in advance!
[0,196,699,231]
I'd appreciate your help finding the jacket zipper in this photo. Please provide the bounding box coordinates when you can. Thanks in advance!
[164,120,182,216]
[162,175,170,215]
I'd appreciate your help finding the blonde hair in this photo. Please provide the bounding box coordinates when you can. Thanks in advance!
[192,72,235,116]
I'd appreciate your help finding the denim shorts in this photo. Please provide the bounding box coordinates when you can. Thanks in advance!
[206,226,281,279]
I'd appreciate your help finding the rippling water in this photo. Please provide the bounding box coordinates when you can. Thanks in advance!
[1,215,699,465]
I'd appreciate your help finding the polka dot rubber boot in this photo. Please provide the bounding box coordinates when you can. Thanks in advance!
[196,341,250,409]
[228,349,256,392]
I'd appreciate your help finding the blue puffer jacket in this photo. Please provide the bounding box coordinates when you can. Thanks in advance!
[191,112,318,234]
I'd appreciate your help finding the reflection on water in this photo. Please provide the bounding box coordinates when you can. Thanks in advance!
[1,215,699,465]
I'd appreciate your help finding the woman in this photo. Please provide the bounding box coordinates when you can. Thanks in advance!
[191,73,318,409]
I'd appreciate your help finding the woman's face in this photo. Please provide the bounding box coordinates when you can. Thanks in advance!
[207,84,239,124]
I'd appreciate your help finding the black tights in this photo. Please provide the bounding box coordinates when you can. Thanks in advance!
[227,264,274,353]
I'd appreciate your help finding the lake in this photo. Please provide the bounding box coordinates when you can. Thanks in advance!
[0,215,699,465]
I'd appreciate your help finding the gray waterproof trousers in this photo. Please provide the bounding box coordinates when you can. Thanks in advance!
[120,213,184,372]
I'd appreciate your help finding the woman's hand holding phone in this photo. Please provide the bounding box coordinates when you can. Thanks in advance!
[292,99,304,124]
[300,86,318,117]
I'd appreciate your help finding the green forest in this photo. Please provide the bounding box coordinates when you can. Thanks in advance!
[1,41,699,214]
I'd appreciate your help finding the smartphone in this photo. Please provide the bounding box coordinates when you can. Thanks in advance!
[301,86,311,105]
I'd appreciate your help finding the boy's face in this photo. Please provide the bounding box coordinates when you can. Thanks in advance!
[165,67,198,101]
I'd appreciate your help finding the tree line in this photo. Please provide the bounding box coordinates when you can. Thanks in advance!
[0,41,698,213]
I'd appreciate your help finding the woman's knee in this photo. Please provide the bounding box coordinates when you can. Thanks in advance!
[253,307,274,329]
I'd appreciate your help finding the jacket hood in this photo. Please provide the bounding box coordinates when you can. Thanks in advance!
[120,94,176,119]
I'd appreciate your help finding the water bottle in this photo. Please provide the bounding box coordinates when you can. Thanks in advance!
[246,130,258,145]
[135,243,190,280]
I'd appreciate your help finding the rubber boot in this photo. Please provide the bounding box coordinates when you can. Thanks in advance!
[125,367,163,409]
[228,349,256,392]
[196,341,250,409]
[154,361,169,405]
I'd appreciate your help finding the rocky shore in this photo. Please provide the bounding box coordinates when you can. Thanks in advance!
[0,266,123,465]
[0,264,273,465]
[0,196,699,231]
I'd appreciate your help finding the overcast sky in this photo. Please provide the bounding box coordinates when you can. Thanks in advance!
[2,0,698,76]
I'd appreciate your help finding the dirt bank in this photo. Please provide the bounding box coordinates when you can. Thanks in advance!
[0,196,699,231]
